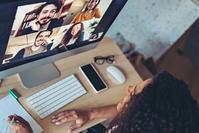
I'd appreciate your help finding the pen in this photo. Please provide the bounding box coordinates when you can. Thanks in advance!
[8,89,19,100]
[11,116,15,125]
[0,79,3,86]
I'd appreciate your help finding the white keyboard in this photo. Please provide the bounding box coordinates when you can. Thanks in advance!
[27,75,87,119]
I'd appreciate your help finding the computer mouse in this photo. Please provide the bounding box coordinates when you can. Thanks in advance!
[106,65,126,84]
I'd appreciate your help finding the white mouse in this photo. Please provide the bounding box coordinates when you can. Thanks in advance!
[106,65,126,84]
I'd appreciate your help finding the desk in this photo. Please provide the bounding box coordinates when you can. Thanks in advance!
[0,37,142,133]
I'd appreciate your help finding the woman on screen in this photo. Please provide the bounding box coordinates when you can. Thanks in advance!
[59,22,84,49]
[71,0,101,23]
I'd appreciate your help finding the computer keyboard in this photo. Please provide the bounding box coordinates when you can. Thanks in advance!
[27,74,87,119]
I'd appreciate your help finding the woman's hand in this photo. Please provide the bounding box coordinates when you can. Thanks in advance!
[51,105,118,132]
[7,115,33,133]
[51,110,91,132]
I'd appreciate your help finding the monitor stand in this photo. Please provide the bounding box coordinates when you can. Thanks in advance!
[19,63,60,88]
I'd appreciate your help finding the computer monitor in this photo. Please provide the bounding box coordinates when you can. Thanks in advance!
[0,0,127,88]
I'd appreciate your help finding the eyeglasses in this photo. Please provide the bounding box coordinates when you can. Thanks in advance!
[94,55,115,65]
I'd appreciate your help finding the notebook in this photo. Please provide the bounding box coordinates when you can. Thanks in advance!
[0,95,43,133]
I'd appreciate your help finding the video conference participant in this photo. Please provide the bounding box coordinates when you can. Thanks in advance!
[71,0,101,23]
[11,30,53,62]
[7,72,199,133]
[58,22,84,50]
[19,2,63,36]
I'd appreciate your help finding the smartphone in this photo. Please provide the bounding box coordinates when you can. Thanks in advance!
[80,64,107,93]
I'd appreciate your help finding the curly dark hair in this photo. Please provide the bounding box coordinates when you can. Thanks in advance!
[35,2,61,16]
[108,71,199,133]
[35,30,52,40]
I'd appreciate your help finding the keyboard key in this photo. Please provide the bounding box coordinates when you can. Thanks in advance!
[27,75,86,119]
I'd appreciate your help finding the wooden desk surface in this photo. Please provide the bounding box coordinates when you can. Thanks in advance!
[0,37,142,133]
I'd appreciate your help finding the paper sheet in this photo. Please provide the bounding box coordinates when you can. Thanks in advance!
[0,95,43,133]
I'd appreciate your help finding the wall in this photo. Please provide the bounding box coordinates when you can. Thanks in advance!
[106,0,199,60]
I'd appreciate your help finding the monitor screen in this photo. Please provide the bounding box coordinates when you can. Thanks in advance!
[0,0,127,71]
